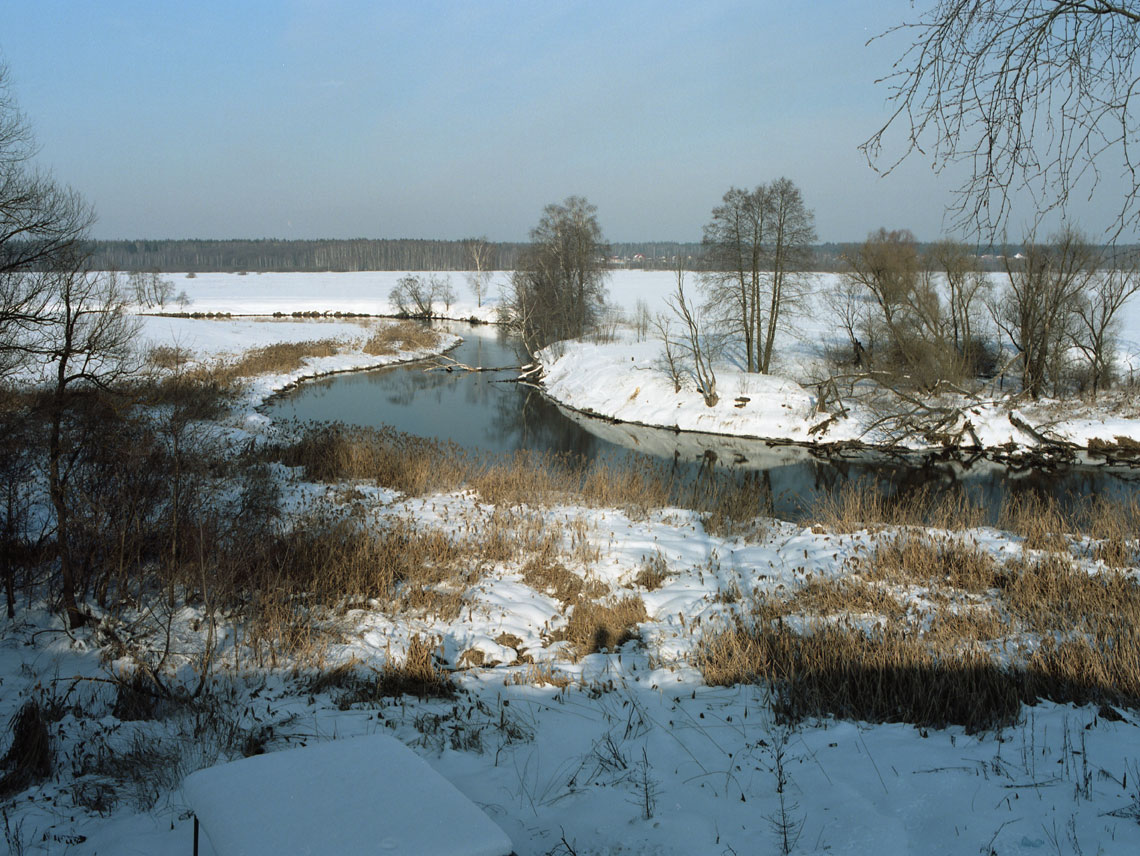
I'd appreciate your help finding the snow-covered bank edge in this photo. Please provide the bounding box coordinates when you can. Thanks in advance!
[538,338,1140,463]
[247,333,461,411]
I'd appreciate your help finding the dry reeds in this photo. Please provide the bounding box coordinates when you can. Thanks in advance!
[271,423,469,495]
[860,533,998,592]
[697,620,1027,731]
[1080,494,1140,568]
[363,321,442,356]
[226,339,341,378]
[697,517,1140,730]
[554,596,648,658]
[0,701,52,797]
[998,492,1072,552]
[326,639,454,703]
[811,482,984,532]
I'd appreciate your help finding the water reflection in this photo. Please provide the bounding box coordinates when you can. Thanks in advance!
[264,322,1140,521]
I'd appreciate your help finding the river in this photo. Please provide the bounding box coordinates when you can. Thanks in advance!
[264,322,1140,520]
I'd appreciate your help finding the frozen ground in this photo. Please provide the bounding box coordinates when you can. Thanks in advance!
[4,494,1140,855]
[3,271,1140,855]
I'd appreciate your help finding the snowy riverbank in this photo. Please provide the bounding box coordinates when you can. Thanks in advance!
[539,336,1140,455]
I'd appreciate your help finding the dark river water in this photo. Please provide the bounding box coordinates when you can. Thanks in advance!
[264,322,1140,520]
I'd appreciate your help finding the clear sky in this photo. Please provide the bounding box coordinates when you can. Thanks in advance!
[0,1,1122,242]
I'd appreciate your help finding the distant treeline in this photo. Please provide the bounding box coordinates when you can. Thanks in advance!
[85,237,1128,274]
[86,239,716,273]
[86,239,527,273]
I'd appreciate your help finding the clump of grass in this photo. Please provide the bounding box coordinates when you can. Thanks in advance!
[634,552,670,590]
[471,450,672,514]
[111,671,168,721]
[812,482,983,532]
[860,533,998,592]
[1029,629,1140,707]
[788,577,905,619]
[270,423,470,495]
[226,339,341,378]
[700,474,772,538]
[997,553,1140,633]
[333,639,454,703]
[522,559,608,607]
[145,344,193,370]
[697,620,1026,732]
[696,524,1140,731]
[363,321,442,356]
[0,701,53,797]
[508,663,572,688]
[998,492,1072,553]
[554,596,648,658]
[1080,494,1140,568]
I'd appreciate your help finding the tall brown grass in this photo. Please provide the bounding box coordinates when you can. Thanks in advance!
[811,481,985,532]
[362,321,442,356]
[697,521,1140,730]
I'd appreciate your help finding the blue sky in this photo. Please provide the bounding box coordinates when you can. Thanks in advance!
[0,1,1117,242]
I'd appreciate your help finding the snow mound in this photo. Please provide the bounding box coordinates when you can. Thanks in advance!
[183,734,512,856]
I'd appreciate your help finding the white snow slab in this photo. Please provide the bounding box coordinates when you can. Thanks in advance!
[182,734,513,856]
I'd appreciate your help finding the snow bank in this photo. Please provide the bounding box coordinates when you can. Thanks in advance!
[539,337,1140,452]
[146,270,503,323]
[183,734,512,856]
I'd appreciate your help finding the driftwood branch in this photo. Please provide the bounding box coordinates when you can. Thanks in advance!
[424,355,521,373]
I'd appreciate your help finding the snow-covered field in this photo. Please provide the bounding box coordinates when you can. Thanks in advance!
[3,271,1140,856]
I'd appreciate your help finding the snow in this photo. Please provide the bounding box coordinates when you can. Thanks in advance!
[182,734,512,856]
[3,270,1140,856]
[147,270,503,323]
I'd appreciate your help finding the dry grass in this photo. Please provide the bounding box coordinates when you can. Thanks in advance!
[522,558,607,607]
[696,518,1140,730]
[508,662,573,688]
[272,424,678,514]
[700,474,773,538]
[698,620,1026,731]
[634,552,670,590]
[860,533,998,592]
[811,482,985,532]
[997,553,1140,634]
[1080,494,1140,568]
[787,577,905,619]
[144,344,193,370]
[998,492,1072,552]
[362,321,442,356]
[271,423,470,495]
[227,339,341,378]
[553,596,648,658]
[0,701,52,797]
[311,639,455,703]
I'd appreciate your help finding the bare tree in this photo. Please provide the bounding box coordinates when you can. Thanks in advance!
[926,240,994,375]
[992,230,1097,399]
[652,312,684,393]
[702,186,764,371]
[1070,260,1140,396]
[668,262,719,407]
[129,270,175,310]
[464,236,493,307]
[41,268,141,627]
[1,61,94,383]
[843,229,963,388]
[864,1,1140,237]
[507,196,608,353]
[0,59,144,628]
[701,178,814,374]
[389,273,452,318]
